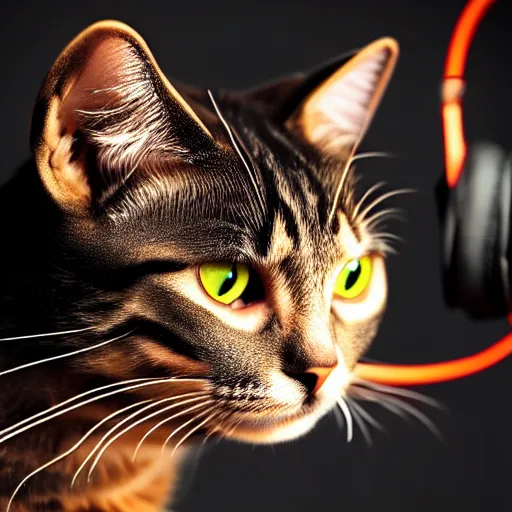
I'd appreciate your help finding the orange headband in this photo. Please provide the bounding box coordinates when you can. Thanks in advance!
[354,0,512,387]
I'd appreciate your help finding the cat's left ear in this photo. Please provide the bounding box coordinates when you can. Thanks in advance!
[30,20,216,212]
[249,38,399,158]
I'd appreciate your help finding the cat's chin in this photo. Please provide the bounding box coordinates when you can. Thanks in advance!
[218,399,337,445]
[225,414,322,444]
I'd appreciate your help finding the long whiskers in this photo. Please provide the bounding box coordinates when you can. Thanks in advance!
[356,188,415,225]
[352,386,443,441]
[350,181,387,221]
[159,406,216,455]
[207,410,233,444]
[349,400,384,432]
[352,378,444,410]
[350,151,395,163]
[360,207,403,231]
[346,400,373,446]
[348,398,385,446]
[336,397,353,443]
[0,377,160,436]
[134,401,214,461]
[0,377,206,445]
[5,400,151,512]
[70,392,207,487]
[69,391,204,487]
[0,331,133,377]
[327,150,396,225]
[207,90,266,219]
[85,394,210,484]
[0,327,91,342]
[347,377,445,442]
[170,410,219,457]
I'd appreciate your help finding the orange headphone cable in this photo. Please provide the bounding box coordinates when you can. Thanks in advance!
[354,0,511,387]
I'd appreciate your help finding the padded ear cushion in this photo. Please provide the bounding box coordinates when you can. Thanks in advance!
[438,142,511,319]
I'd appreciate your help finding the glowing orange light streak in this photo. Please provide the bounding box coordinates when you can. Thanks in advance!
[355,0,510,387]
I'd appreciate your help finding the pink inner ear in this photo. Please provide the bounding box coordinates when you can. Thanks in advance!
[316,48,389,138]
[62,38,135,124]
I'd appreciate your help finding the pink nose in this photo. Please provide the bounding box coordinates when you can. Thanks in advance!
[305,365,337,394]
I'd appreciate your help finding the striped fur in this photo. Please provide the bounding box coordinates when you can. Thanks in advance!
[0,21,398,511]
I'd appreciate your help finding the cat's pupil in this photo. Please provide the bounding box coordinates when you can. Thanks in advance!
[345,261,361,290]
[218,265,238,296]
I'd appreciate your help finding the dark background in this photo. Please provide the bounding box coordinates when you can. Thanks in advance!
[1,0,511,510]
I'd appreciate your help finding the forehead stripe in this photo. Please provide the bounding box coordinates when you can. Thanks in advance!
[207,90,266,217]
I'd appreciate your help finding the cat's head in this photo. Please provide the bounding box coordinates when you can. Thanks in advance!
[26,21,398,444]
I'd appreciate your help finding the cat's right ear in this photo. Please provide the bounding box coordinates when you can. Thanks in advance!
[245,39,398,158]
[30,20,215,213]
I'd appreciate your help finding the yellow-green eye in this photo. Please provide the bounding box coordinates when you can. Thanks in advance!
[334,256,372,300]
[199,262,250,305]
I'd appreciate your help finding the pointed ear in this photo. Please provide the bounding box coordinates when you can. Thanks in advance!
[245,38,399,158]
[31,20,215,212]
[287,38,399,157]
[244,50,358,120]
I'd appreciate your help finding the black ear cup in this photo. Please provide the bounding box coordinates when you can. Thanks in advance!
[436,142,512,319]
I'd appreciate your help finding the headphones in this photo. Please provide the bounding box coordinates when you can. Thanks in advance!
[437,0,511,320]
[355,0,512,387]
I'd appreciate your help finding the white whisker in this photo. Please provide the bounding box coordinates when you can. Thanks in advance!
[0,327,91,342]
[0,377,161,436]
[70,391,206,488]
[370,232,403,243]
[86,394,208,483]
[207,90,266,218]
[357,188,414,224]
[361,207,403,230]
[336,398,353,443]
[352,378,444,410]
[0,377,205,445]
[225,414,247,438]
[379,395,443,441]
[5,400,150,512]
[171,410,218,457]
[0,331,133,378]
[370,240,399,256]
[134,400,214,460]
[350,399,384,432]
[351,181,386,220]
[353,388,443,441]
[350,151,395,163]
[347,400,372,446]
[160,405,216,456]
[328,148,395,224]
[328,158,354,225]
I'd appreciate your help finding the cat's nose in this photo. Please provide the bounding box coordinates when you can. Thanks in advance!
[289,364,337,395]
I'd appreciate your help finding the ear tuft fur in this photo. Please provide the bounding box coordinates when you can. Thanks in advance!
[31,20,213,211]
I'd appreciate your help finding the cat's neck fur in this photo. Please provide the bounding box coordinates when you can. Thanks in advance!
[0,162,187,511]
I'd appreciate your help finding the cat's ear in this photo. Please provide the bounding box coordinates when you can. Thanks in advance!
[31,20,215,212]
[248,38,399,158]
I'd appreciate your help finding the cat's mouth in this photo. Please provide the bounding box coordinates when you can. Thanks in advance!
[209,392,338,444]
[214,407,329,444]
[205,362,348,443]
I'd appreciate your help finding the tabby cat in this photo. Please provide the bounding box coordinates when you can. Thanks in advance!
[0,20,399,511]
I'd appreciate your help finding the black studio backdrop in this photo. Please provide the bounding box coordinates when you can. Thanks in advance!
[1,0,511,511]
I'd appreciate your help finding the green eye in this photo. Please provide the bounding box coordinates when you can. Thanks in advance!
[199,262,250,305]
[334,256,372,300]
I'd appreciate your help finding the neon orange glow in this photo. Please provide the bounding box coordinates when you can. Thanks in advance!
[442,0,495,188]
[444,0,495,79]
[443,102,466,187]
[355,0,510,388]
[354,333,512,386]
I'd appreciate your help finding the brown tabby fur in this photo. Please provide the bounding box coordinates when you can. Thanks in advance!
[0,20,399,511]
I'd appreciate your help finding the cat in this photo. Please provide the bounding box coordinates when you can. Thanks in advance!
[0,19,399,511]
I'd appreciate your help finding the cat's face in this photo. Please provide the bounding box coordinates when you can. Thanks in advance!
[26,21,397,445]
